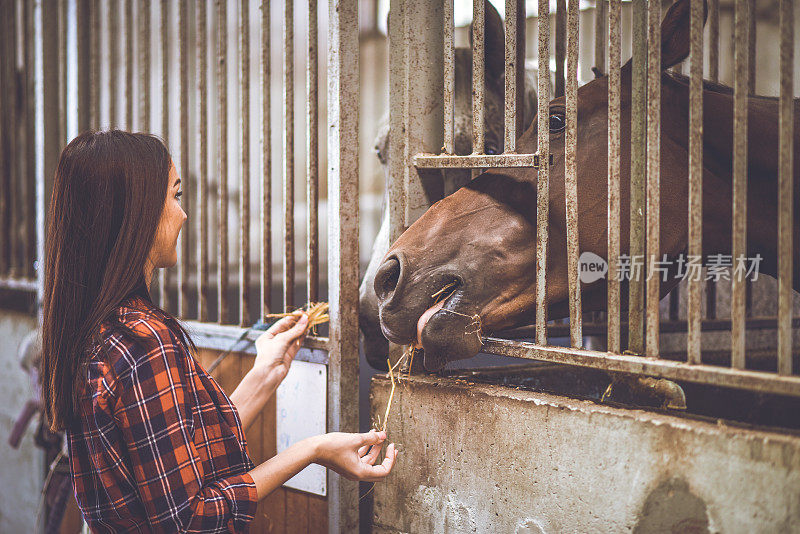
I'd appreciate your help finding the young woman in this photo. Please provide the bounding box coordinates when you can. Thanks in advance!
[41,130,397,532]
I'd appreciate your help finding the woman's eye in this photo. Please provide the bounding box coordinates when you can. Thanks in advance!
[549,113,566,133]
[175,191,183,200]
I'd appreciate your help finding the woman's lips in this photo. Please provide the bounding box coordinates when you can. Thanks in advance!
[414,300,445,349]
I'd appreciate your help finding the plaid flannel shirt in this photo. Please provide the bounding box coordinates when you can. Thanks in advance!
[67,297,258,533]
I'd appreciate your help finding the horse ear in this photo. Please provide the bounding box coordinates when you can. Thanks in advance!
[661,0,708,69]
[469,0,505,86]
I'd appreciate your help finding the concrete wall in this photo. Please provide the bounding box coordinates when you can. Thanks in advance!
[370,374,800,534]
[0,310,43,533]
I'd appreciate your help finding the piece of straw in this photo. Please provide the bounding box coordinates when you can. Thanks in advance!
[382,358,397,432]
[263,301,330,335]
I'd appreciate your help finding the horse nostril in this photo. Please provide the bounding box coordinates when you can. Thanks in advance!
[375,257,401,302]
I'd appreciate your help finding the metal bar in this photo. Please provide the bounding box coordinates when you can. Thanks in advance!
[327,1,360,529]
[607,0,621,354]
[778,0,794,376]
[504,0,518,153]
[628,0,646,354]
[107,0,118,129]
[0,1,9,276]
[731,0,749,369]
[747,0,755,94]
[708,0,719,82]
[139,0,151,131]
[24,0,37,277]
[688,0,703,365]
[514,0,524,141]
[198,0,209,321]
[645,0,661,358]
[261,0,272,317]
[178,0,189,318]
[239,0,250,325]
[91,0,100,128]
[0,277,38,292]
[565,0,581,348]
[594,0,606,75]
[307,0,319,303]
[536,0,550,345]
[472,0,485,154]
[444,0,454,154]
[388,0,405,243]
[217,0,229,323]
[481,337,800,398]
[413,153,553,168]
[555,0,565,98]
[59,0,68,143]
[283,0,294,310]
[159,0,168,309]
[125,0,132,127]
[77,0,90,133]
[184,320,329,359]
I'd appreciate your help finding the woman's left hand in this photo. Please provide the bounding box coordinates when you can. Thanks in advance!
[252,314,309,388]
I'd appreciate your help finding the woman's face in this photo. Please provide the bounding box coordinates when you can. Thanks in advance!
[149,163,187,269]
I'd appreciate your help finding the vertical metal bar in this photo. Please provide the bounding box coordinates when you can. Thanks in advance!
[307,0,319,303]
[0,0,8,276]
[327,2,359,530]
[514,0,524,140]
[139,0,151,131]
[555,0,565,98]
[747,0,755,95]
[240,0,250,325]
[472,0,485,154]
[91,0,100,128]
[687,0,703,365]
[107,0,118,128]
[444,0,454,154]
[77,0,91,134]
[217,0,229,323]
[607,0,621,354]
[504,0,518,153]
[645,0,661,359]
[178,0,189,318]
[708,0,719,82]
[198,0,209,322]
[628,0,646,354]
[283,0,294,310]
[261,0,272,317]
[565,0,581,348]
[159,0,168,309]
[387,0,405,243]
[125,0,133,127]
[731,0,748,369]
[8,0,20,277]
[59,0,68,143]
[536,0,550,346]
[778,0,794,376]
[24,0,37,277]
[594,0,606,75]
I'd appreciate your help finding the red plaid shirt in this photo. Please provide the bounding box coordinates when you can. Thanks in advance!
[67,297,258,533]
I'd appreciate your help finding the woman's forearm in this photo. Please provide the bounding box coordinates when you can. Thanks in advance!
[248,436,319,500]
[229,368,279,431]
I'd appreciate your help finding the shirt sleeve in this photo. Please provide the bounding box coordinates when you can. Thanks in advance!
[112,322,258,533]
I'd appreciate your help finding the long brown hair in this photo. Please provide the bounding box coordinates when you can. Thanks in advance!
[42,130,193,432]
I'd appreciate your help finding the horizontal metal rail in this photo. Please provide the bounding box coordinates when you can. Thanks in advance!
[0,277,38,292]
[481,337,800,397]
[413,153,553,169]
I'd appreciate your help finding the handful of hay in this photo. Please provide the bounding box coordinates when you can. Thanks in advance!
[263,301,330,335]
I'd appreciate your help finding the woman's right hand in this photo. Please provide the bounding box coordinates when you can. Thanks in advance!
[312,429,397,481]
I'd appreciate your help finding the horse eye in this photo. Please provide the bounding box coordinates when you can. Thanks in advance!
[549,113,566,133]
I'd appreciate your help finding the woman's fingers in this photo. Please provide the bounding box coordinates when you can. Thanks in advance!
[359,429,386,447]
[276,314,309,342]
[362,441,382,465]
[266,315,300,335]
[360,443,397,481]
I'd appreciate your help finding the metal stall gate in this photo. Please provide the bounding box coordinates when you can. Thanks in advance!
[386,0,800,399]
[5,0,362,531]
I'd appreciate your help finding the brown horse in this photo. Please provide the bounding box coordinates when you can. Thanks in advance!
[375,0,800,371]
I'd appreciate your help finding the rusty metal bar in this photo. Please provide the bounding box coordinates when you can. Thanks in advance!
[481,337,800,398]
[239,0,251,326]
[414,153,552,168]
[178,0,189,318]
[688,0,703,365]
[198,0,209,322]
[778,0,794,376]
[645,0,660,358]
[555,0,565,98]
[747,0,755,94]
[594,0,606,75]
[283,0,294,310]
[472,0,485,155]
[388,0,405,243]
[217,0,229,323]
[77,0,91,133]
[504,0,518,153]
[139,0,150,131]
[327,1,360,528]
[91,0,100,128]
[108,0,118,128]
[708,0,719,82]
[261,0,272,317]
[444,0,454,154]
[607,0,621,354]
[125,0,133,127]
[628,0,646,354]
[536,0,550,346]
[307,0,319,303]
[731,0,749,369]
[565,0,582,348]
[59,0,68,143]
[159,0,168,309]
